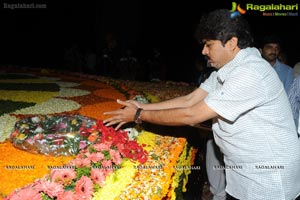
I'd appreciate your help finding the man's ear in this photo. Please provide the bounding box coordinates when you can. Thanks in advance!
[226,37,238,50]
[259,48,263,54]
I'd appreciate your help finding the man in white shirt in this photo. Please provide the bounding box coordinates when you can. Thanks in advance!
[104,9,300,199]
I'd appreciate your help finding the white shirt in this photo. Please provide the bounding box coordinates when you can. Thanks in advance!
[200,47,300,200]
[298,109,300,135]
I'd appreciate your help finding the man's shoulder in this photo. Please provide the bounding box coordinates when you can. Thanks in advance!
[278,60,293,69]
[276,61,294,73]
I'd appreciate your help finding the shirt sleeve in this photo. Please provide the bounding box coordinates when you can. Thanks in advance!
[286,67,294,92]
[199,71,217,93]
[204,67,267,122]
[288,76,300,127]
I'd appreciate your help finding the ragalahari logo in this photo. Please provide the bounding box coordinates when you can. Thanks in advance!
[230,2,246,18]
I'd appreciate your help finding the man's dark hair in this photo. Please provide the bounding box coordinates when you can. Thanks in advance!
[195,9,253,49]
[261,34,283,48]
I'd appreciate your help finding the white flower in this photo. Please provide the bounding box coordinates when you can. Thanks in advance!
[132,95,149,104]
[31,116,41,123]
[34,127,43,133]
[124,128,140,140]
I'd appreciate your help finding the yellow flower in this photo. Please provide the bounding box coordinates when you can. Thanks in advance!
[71,119,77,125]
[20,124,29,129]
[16,134,26,140]
[92,160,137,200]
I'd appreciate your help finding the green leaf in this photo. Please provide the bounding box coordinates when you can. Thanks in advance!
[41,192,53,200]
[76,166,91,179]
[102,150,111,160]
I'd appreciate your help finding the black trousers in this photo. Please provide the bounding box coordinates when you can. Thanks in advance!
[227,195,239,200]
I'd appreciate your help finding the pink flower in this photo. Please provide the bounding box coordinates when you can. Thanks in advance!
[79,140,88,149]
[34,180,64,198]
[109,149,122,165]
[50,169,76,185]
[93,143,111,151]
[10,130,19,139]
[57,191,77,200]
[81,158,91,167]
[52,138,64,145]
[69,157,91,168]
[7,187,42,200]
[90,169,107,187]
[33,133,44,140]
[86,152,104,163]
[101,160,113,174]
[75,176,94,200]
[46,134,55,139]
[101,160,112,168]
[58,122,67,129]
[25,137,34,145]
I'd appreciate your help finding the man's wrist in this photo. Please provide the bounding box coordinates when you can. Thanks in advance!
[134,108,143,124]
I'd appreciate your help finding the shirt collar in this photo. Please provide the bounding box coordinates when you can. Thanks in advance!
[216,47,260,85]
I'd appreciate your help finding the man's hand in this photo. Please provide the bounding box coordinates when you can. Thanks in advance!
[103,99,138,130]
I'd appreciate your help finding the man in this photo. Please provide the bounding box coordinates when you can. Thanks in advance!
[259,35,294,93]
[294,61,300,78]
[195,58,227,200]
[288,74,300,134]
[104,9,300,199]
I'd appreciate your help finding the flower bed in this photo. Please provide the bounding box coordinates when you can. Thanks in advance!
[0,68,198,200]
[5,125,148,200]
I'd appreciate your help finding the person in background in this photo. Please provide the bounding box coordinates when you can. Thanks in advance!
[193,56,226,200]
[288,74,300,134]
[63,43,84,72]
[259,35,294,93]
[84,48,97,74]
[294,61,300,78]
[144,48,167,82]
[194,56,216,85]
[204,138,227,200]
[278,51,288,64]
[99,33,121,77]
[117,49,139,80]
[104,9,300,199]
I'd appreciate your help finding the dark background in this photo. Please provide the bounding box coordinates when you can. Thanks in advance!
[0,0,299,82]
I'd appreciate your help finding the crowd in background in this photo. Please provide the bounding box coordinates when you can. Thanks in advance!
[63,33,168,83]
[62,33,299,88]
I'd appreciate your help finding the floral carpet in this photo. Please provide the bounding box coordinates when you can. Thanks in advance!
[0,66,206,200]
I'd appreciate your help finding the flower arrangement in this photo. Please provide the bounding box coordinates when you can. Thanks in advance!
[10,115,101,156]
[132,95,149,104]
[4,122,148,200]
[0,69,198,200]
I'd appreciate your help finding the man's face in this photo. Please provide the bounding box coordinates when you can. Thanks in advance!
[260,43,280,63]
[201,39,234,69]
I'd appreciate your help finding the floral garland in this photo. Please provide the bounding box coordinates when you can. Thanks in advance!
[57,88,90,98]
[0,91,58,104]
[4,123,148,200]
[115,131,187,200]
[12,98,81,115]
